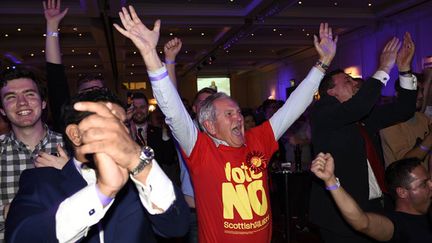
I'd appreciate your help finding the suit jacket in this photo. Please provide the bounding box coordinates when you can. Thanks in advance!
[5,160,189,243]
[309,76,417,235]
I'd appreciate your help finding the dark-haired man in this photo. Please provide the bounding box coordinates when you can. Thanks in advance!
[0,68,65,240]
[5,89,189,242]
[309,33,418,243]
[311,153,432,243]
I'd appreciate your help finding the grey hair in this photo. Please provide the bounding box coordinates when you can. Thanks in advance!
[198,92,231,133]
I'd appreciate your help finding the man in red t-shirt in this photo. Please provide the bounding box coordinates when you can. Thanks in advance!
[114,6,337,242]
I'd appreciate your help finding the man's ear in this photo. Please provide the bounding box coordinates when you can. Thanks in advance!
[0,108,5,116]
[65,124,82,146]
[396,186,408,199]
[42,100,47,110]
[203,120,216,136]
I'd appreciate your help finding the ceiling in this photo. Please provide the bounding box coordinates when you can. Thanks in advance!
[0,0,428,92]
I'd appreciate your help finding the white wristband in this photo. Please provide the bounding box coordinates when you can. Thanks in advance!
[47,31,59,37]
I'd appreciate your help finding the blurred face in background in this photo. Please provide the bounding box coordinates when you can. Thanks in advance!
[132,98,148,125]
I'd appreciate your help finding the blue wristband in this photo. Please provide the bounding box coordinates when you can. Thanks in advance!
[325,177,340,191]
[165,60,176,65]
[149,70,169,82]
[95,185,114,207]
[420,145,430,153]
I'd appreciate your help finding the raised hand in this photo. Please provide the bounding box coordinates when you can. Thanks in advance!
[164,37,183,62]
[396,32,415,72]
[35,144,69,169]
[43,0,68,28]
[314,23,338,66]
[113,6,160,57]
[310,152,335,183]
[378,37,401,74]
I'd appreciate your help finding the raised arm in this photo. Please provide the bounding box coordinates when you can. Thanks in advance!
[270,23,337,139]
[43,0,70,133]
[164,37,182,88]
[311,153,394,241]
[43,0,68,64]
[113,6,197,156]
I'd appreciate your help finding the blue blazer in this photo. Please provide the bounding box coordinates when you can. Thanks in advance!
[5,160,189,243]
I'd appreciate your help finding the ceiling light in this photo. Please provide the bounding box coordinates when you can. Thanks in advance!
[249,50,252,53]
[4,34,8,37]
[78,73,82,77]
[279,33,283,36]
[189,27,193,31]
[251,33,254,36]
[98,73,102,76]
[334,2,338,6]
[201,32,205,36]
[185,50,188,54]
[159,51,163,54]
[131,63,135,67]
[226,50,229,53]
[130,72,134,75]
[88,52,92,55]
[30,53,34,57]
[57,28,61,31]
[6,66,10,70]
[298,1,302,4]
[302,28,305,32]
[230,0,234,2]
[133,51,137,54]
[169,32,173,36]
[368,3,372,7]
[73,27,78,31]
[71,49,75,53]
[273,28,277,32]
[41,49,45,53]
[71,65,75,68]
[94,64,98,68]
[17,28,21,32]
[78,33,82,37]
[306,33,310,36]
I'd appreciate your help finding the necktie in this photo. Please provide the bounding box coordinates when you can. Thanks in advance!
[136,127,146,146]
[358,124,388,193]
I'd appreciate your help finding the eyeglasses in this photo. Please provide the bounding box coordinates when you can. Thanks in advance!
[407,178,432,191]
[78,86,107,94]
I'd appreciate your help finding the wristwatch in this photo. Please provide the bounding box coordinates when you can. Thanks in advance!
[130,146,154,176]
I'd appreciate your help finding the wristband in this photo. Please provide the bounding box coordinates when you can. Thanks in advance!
[326,177,340,191]
[47,31,59,37]
[149,70,169,82]
[315,60,329,71]
[95,185,114,207]
[165,60,176,65]
[419,144,430,153]
[399,70,412,76]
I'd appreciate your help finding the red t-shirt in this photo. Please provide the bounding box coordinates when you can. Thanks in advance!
[186,121,278,243]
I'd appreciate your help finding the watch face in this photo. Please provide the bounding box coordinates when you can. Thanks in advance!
[142,146,154,160]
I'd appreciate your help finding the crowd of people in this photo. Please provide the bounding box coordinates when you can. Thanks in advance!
[0,1,431,243]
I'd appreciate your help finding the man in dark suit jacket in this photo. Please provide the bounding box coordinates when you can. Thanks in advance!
[309,33,418,243]
[5,89,189,242]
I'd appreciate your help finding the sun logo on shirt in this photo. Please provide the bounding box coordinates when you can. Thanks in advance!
[246,151,267,173]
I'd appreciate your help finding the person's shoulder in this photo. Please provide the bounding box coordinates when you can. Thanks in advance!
[47,128,64,139]
[20,166,63,185]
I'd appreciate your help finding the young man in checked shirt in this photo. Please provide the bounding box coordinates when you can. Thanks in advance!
[0,67,66,240]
